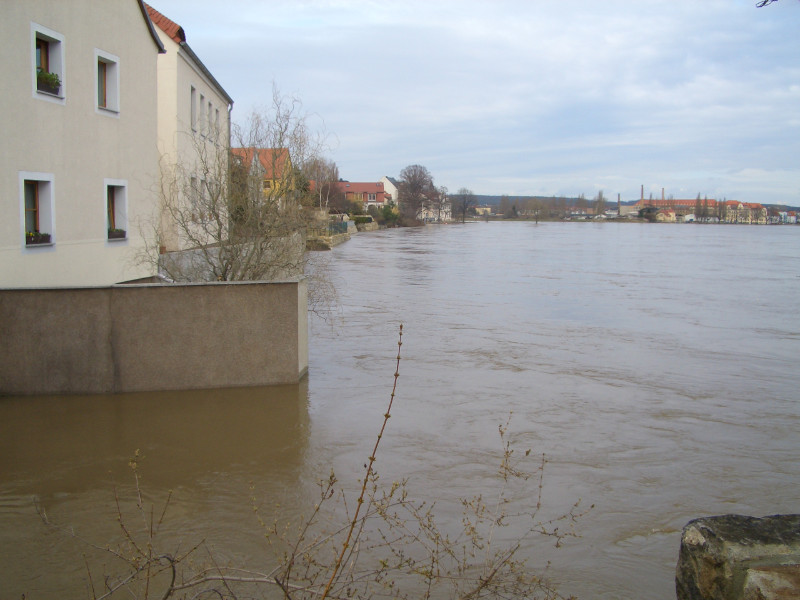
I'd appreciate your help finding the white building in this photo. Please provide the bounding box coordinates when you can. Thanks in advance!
[146,4,234,252]
[380,176,400,205]
[0,0,165,288]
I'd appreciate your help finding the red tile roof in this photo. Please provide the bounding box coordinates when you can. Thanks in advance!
[334,181,385,195]
[145,4,185,44]
[232,148,290,180]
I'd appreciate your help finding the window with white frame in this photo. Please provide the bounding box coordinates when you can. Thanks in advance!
[32,23,65,101]
[95,50,120,114]
[20,172,55,246]
[105,179,127,240]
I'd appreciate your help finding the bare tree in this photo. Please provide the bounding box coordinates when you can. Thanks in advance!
[140,86,337,315]
[144,87,323,281]
[451,187,477,223]
[525,197,543,223]
[304,157,340,210]
[40,327,589,600]
[433,185,449,222]
[576,193,588,215]
[594,190,606,218]
[397,164,434,224]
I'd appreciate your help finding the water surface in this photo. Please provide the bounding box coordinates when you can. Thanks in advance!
[2,221,799,599]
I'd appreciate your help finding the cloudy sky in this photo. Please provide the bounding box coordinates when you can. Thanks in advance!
[151,0,800,205]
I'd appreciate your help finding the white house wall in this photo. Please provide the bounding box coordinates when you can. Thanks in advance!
[152,24,232,252]
[0,0,161,288]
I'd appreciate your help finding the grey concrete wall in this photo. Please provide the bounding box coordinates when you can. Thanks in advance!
[0,280,308,395]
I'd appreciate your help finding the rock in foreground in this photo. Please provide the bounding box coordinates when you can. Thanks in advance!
[676,514,800,600]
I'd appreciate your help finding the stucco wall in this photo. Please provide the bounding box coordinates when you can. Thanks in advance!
[0,0,162,288]
[0,280,308,395]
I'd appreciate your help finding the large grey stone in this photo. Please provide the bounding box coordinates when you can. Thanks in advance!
[676,514,800,600]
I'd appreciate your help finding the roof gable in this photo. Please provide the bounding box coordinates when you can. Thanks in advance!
[232,148,291,179]
[145,3,185,44]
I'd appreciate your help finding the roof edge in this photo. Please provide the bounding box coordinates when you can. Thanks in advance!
[179,41,234,106]
[138,0,166,54]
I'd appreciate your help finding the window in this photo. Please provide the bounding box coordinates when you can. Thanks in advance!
[32,23,65,101]
[368,193,377,202]
[95,50,119,113]
[190,86,197,131]
[207,101,212,138]
[199,93,205,135]
[20,172,55,246]
[105,180,127,240]
[215,108,220,142]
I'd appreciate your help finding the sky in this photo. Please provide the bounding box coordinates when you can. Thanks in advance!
[151,0,800,205]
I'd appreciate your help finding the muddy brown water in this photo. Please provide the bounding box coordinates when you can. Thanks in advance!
[2,222,799,599]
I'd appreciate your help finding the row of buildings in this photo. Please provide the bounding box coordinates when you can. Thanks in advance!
[333,177,453,222]
[633,198,774,224]
[1,1,236,289]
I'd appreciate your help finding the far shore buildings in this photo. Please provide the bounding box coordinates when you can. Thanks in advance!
[636,197,767,224]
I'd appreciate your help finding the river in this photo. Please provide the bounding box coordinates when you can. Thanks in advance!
[1,221,799,599]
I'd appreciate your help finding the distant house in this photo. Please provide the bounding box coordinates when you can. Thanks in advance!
[380,176,400,205]
[335,181,387,211]
[655,210,677,223]
[722,201,766,225]
[475,206,493,216]
[230,147,301,216]
[231,147,292,194]
[146,3,233,253]
[418,190,452,222]
[0,0,165,288]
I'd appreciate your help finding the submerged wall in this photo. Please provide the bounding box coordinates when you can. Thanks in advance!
[0,280,308,395]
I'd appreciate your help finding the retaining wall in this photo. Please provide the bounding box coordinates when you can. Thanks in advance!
[0,280,308,395]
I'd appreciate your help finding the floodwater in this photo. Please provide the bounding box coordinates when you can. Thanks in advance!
[1,221,799,599]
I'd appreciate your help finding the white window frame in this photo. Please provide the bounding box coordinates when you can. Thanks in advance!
[95,49,120,115]
[19,171,56,248]
[104,179,128,242]
[31,23,65,104]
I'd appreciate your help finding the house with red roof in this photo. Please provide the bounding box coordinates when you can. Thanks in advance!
[0,0,165,287]
[335,181,387,211]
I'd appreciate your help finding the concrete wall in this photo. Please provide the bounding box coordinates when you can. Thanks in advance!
[0,280,308,395]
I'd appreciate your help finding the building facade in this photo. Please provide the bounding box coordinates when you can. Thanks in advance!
[335,181,387,211]
[0,0,165,288]
[147,4,233,253]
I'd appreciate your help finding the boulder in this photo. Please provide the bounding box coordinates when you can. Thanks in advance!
[676,514,800,600]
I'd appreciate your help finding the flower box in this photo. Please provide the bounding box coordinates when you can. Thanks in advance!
[108,228,127,240]
[26,232,51,245]
[36,70,61,95]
